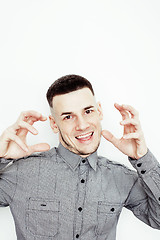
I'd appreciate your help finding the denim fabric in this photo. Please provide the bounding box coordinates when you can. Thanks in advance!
[0,143,160,239]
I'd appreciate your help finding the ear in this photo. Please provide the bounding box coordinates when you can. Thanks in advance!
[97,102,103,120]
[49,115,59,133]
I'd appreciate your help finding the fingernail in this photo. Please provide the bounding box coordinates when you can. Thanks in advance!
[33,129,38,134]
[42,116,47,120]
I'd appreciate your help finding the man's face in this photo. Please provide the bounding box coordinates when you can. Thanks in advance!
[49,88,103,157]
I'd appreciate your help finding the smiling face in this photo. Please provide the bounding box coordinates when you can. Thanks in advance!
[49,88,103,157]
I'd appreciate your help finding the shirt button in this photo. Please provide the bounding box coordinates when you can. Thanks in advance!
[76,234,79,238]
[78,207,83,212]
[110,208,115,212]
[81,179,85,183]
[158,197,160,201]
[141,170,146,174]
[82,159,86,163]
[137,163,142,167]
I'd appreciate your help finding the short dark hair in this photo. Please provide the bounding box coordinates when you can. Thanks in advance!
[46,74,94,107]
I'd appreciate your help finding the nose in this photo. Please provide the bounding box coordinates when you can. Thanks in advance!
[75,116,90,131]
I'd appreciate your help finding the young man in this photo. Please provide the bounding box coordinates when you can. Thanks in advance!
[0,74,160,240]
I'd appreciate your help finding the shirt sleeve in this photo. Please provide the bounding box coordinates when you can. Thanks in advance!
[0,158,17,207]
[125,149,160,229]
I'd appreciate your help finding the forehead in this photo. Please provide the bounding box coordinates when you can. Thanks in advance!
[52,88,96,113]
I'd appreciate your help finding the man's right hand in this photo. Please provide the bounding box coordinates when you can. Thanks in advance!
[0,111,50,159]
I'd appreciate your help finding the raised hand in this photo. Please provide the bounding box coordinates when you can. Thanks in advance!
[102,103,148,159]
[0,111,50,159]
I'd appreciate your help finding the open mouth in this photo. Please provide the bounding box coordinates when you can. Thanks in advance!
[75,132,94,142]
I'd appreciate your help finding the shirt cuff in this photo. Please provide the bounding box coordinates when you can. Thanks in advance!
[0,158,12,163]
[0,158,13,170]
[128,149,158,176]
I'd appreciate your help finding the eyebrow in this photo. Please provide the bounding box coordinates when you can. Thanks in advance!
[84,105,94,110]
[61,111,72,116]
[60,105,94,116]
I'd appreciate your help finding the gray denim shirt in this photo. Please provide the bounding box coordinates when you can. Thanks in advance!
[0,143,160,240]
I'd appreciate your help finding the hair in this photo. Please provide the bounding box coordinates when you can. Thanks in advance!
[46,74,95,108]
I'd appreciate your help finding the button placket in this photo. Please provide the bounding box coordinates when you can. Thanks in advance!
[74,159,88,239]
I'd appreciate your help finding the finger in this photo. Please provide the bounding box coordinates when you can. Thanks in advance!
[101,130,119,148]
[18,117,42,138]
[114,103,134,135]
[17,112,47,138]
[15,121,38,134]
[18,111,47,122]
[29,143,50,154]
[27,117,43,125]
[120,118,141,130]
[8,133,29,152]
[123,132,140,139]
[120,104,139,119]
[11,121,38,141]
[114,103,130,120]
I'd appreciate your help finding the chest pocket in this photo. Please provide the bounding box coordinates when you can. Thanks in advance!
[95,201,122,236]
[26,198,60,238]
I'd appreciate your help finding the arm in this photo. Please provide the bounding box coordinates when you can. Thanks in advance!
[126,149,160,229]
[0,110,50,206]
[102,104,160,228]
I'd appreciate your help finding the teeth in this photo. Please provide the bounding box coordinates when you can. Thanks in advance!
[76,132,93,139]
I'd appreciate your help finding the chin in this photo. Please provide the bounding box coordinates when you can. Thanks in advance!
[77,143,100,156]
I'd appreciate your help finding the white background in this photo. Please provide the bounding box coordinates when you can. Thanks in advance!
[0,0,160,239]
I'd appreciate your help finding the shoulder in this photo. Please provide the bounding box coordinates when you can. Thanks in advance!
[28,147,57,159]
[98,155,136,176]
[24,147,56,159]
[3,148,57,170]
[97,156,138,189]
[0,148,57,174]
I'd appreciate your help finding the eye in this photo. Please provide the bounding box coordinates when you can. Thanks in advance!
[85,109,93,114]
[64,115,72,120]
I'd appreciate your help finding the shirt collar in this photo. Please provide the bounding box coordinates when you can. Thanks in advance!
[56,143,98,171]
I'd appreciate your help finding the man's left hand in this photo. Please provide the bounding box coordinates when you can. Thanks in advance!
[102,103,148,159]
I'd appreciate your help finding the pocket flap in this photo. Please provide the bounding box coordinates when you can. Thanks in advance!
[98,201,122,214]
[28,198,60,211]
